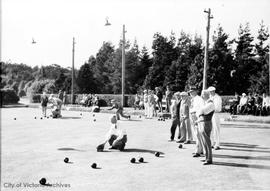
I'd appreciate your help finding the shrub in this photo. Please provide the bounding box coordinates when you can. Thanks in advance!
[29,94,41,103]
[18,89,26,97]
[1,88,20,105]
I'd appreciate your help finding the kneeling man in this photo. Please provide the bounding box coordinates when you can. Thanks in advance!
[97,115,127,151]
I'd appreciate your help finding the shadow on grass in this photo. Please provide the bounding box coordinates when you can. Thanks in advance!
[221,147,270,154]
[58,148,85,152]
[123,148,165,155]
[222,124,270,130]
[213,161,270,170]
[221,142,270,150]
[60,116,82,119]
[213,154,270,161]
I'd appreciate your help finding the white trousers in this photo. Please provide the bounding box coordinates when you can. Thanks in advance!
[211,113,220,147]
[144,102,148,116]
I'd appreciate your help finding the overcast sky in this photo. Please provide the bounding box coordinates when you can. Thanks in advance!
[2,0,270,68]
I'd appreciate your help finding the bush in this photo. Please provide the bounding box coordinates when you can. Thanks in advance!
[1,88,20,105]
[29,94,41,103]
[18,89,26,97]
[221,95,234,112]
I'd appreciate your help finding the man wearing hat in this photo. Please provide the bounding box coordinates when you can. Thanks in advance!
[169,92,181,141]
[177,91,192,144]
[195,90,215,165]
[189,86,205,157]
[237,93,248,114]
[208,86,222,150]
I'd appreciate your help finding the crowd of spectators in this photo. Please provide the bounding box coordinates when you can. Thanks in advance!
[80,94,101,107]
[229,92,270,116]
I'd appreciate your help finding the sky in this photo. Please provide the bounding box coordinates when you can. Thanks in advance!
[2,0,270,68]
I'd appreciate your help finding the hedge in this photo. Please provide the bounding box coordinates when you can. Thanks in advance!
[1,88,20,105]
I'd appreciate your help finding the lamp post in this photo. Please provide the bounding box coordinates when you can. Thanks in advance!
[71,37,75,104]
[105,18,126,106]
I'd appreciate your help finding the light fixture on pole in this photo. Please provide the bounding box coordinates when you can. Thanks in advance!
[105,18,126,107]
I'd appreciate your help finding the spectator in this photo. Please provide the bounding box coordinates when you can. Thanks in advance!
[58,90,64,101]
[245,93,255,114]
[165,85,173,113]
[254,94,263,116]
[134,93,140,110]
[63,91,67,106]
[143,90,148,116]
[237,93,248,114]
[40,91,48,117]
[262,93,270,116]
[230,92,240,115]
[155,87,163,113]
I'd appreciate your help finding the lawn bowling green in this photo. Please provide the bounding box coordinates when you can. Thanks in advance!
[1,107,270,190]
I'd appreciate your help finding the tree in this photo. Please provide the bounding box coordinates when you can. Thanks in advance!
[185,35,204,90]
[94,42,115,93]
[233,23,256,93]
[144,33,178,89]
[55,72,67,91]
[249,21,269,93]
[76,63,97,93]
[207,25,235,94]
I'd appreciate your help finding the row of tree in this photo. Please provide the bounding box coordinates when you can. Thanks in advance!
[1,21,269,96]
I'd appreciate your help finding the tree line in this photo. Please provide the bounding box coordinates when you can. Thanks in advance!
[1,21,269,96]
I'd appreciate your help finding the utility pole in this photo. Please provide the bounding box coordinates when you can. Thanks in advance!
[71,37,75,104]
[269,44,270,95]
[202,8,213,90]
[122,25,126,107]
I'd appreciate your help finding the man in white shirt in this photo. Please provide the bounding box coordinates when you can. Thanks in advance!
[262,93,270,116]
[208,86,222,150]
[195,90,215,165]
[189,86,204,157]
[237,93,248,114]
[97,115,127,151]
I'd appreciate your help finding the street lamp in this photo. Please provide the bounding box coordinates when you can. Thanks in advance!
[105,18,126,107]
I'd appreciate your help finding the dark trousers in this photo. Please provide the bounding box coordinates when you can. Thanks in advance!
[199,121,213,163]
[108,135,127,151]
[116,109,129,120]
[262,106,270,116]
[170,118,180,140]
[230,103,238,115]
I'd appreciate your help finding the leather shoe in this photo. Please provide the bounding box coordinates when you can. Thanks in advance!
[214,146,220,150]
[176,140,184,143]
[193,153,200,157]
[203,161,213,165]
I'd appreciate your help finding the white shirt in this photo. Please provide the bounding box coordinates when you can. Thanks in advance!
[263,96,270,107]
[239,96,248,106]
[210,93,222,112]
[106,122,127,141]
[190,95,204,117]
[198,99,215,116]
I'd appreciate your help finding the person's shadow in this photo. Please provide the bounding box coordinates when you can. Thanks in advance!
[123,148,165,156]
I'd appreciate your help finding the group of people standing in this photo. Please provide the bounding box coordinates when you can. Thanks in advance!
[169,86,222,165]
[134,86,173,118]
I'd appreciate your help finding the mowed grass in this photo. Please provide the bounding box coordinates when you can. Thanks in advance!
[1,108,270,191]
